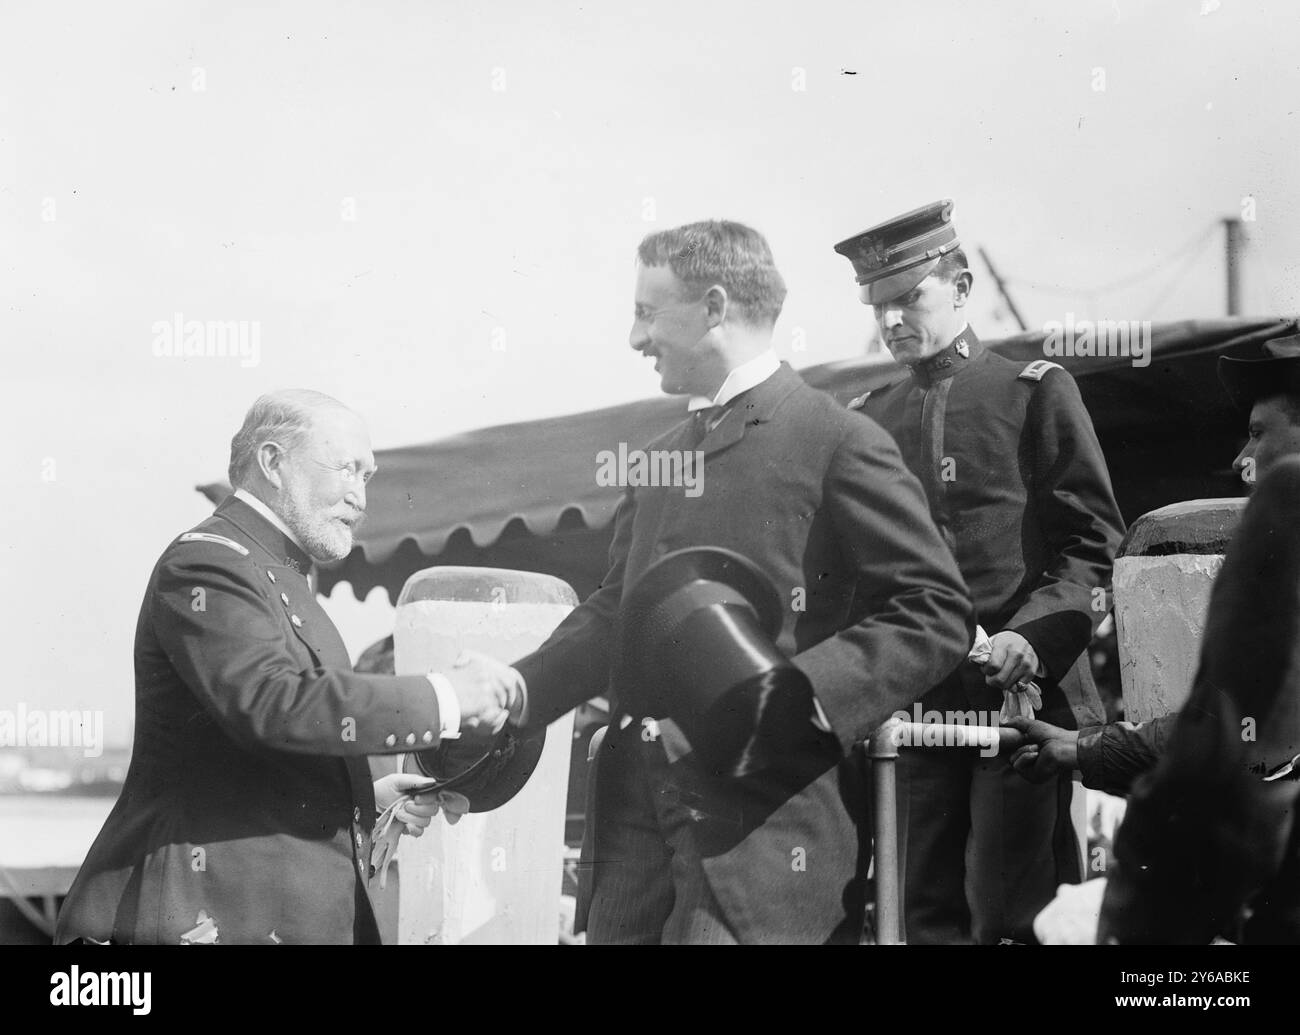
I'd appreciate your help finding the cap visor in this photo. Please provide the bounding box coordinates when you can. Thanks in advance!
[861,257,941,306]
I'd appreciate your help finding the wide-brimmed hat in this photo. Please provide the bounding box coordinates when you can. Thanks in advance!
[1217,332,1300,410]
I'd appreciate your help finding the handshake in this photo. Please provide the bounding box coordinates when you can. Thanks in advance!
[441,649,527,737]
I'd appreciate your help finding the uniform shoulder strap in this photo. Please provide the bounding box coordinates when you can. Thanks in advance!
[177,531,250,555]
[1018,359,1063,383]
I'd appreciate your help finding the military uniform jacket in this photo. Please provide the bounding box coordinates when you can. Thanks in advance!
[854,328,1125,725]
[55,496,445,945]
[513,362,974,943]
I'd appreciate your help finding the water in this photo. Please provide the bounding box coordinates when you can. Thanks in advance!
[0,795,114,873]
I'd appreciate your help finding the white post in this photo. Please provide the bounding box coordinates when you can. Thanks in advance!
[386,569,578,944]
[1112,498,1245,721]
[392,710,575,944]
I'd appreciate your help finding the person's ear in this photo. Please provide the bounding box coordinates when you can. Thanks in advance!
[703,284,728,329]
[952,270,974,310]
[257,441,289,489]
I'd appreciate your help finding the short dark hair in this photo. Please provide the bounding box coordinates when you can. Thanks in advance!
[637,220,787,327]
[933,246,969,284]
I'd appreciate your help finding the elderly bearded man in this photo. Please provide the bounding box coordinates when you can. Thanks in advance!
[56,390,520,945]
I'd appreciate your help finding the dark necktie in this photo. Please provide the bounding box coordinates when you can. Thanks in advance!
[687,405,727,448]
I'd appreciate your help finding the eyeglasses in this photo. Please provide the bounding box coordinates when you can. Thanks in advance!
[633,294,707,324]
[302,454,375,486]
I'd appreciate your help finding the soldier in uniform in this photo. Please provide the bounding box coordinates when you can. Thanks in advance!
[55,389,519,944]
[833,201,1126,944]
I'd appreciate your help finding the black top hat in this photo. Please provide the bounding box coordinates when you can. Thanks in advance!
[408,722,548,813]
[1218,332,1300,410]
[620,547,836,780]
[833,200,962,305]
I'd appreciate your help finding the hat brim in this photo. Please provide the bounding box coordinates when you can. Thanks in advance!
[859,257,941,306]
[409,722,548,813]
[1217,355,1300,411]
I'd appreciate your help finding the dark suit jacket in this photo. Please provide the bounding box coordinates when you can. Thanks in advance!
[1099,458,1300,944]
[513,362,974,943]
[55,496,445,945]
[856,329,1125,726]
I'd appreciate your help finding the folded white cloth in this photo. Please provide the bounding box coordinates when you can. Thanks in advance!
[968,625,1042,723]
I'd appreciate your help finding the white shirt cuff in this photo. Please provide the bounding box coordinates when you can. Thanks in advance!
[812,697,832,733]
[426,673,461,739]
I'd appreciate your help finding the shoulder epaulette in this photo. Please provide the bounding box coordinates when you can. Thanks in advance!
[177,532,250,555]
[1018,360,1063,383]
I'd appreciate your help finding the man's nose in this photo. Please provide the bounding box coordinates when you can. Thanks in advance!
[346,481,366,512]
[1232,445,1253,482]
[629,322,649,351]
[882,309,904,330]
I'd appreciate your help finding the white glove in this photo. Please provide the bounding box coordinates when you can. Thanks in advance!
[370,774,472,889]
[969,625,1043,722]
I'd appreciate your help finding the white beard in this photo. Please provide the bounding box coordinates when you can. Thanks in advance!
[278,484,353,562]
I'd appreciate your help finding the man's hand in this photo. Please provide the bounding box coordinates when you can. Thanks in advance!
[443,649,524,736]
[1006,716,1079,782]
[1033,878,1107,945]
[981,630,1040,690]
[374,773,448,836]
[371,775,473,890]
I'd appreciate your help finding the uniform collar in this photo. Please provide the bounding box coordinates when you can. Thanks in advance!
[908,325,982,389]
[687,349,781,411]
[225,490,315,575]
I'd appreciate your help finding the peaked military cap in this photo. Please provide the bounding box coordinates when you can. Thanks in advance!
[833,199,962,305]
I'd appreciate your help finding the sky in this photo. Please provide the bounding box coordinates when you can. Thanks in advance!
[2,0,1298,746]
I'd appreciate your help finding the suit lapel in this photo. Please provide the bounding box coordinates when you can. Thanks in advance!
[695,363,802,456]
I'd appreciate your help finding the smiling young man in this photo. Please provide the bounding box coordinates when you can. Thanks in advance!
[833,201,1126,944]
[505,219,974,944]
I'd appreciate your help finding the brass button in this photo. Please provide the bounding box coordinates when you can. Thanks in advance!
[291,615,303,627]
[422,730,434,744]
[404,733,416,746]
[384,734,397,747]
[280,592,290,606]
[267,570,277,583]
[353,806,362,823]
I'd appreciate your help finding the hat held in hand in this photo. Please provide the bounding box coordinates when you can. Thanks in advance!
[408,722,547,814]
[621,546,833,780]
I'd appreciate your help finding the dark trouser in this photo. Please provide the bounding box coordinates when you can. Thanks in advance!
[897,747,1081,944]
[583,721,738,945]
